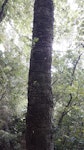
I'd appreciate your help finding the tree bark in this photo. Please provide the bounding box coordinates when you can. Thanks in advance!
[0,0,8,22]
[26,0,54,150]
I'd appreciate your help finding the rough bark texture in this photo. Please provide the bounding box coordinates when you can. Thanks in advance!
[26,0,54,150]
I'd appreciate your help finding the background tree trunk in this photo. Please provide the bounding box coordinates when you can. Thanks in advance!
[0,0,8,22]
[26,0,54,150]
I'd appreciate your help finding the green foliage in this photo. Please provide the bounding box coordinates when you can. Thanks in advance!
[52,50,84,149]
[53,0,84,149]
[0,1,32,148]
[0,129,22,150]
[0,0,84,149]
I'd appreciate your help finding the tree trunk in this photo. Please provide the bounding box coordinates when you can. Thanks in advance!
[26,0,54,150]
[0,0,8,22]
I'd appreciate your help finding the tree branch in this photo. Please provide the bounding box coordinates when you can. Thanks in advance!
[0,92,6,101]
[57,53,83,127]
[70,53,82,86]
[0,0,8,22]
[57,93,72,127]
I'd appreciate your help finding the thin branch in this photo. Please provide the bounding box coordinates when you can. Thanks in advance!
[57,93,72,127]
[51,78,58,86]
[57,53,83,127]
[0,92,6,101]
[0,0,8,22]
[70,53,83,86]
